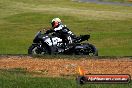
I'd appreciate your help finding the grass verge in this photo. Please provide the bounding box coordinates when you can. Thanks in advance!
[0,69,131,88]
[0,0,132,56]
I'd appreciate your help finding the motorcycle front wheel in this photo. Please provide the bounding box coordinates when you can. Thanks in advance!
[28,44,47,55]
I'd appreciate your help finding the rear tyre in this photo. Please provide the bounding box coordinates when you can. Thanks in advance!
[75,44,98,56]
[88,44,98,56]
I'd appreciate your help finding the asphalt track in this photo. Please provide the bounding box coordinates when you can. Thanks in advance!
[74,0,132,6]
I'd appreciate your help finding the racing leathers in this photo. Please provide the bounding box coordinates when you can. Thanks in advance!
[45,24,77,49]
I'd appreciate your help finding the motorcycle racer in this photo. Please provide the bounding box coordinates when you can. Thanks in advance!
[28,18,98,55]
[45,18,77,49]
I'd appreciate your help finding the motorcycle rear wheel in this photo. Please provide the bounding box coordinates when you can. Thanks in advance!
[75,44,98,56]
[88,44,98,56]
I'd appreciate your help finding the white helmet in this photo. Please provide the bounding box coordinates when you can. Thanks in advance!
[51,18,62,28]
[52,18,61,23]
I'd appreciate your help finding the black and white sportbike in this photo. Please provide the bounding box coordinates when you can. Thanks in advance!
[28,31,98,56]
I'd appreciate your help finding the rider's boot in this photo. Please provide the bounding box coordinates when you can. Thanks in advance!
[64,43,71,50]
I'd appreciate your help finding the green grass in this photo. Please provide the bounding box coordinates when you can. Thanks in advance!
[0,0,132,56]
[0,69,131,88]
[102,0,132,3]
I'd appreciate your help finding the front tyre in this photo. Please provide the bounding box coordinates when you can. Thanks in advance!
[28,44,46,55]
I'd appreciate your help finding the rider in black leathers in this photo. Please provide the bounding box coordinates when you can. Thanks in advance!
[45,18,78,50]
